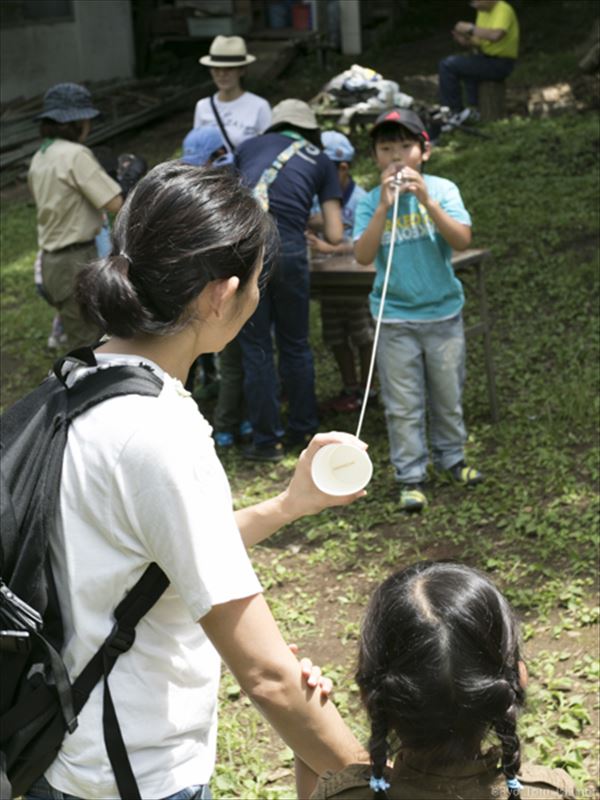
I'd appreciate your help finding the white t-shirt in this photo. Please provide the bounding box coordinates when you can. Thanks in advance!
[45,354,262,799]
[193,92,272,149]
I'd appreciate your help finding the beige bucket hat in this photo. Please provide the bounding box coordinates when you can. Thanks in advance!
[199,36,256,67]
[267,99,319,131]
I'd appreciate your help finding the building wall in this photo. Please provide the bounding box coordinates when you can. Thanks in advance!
[1,0,134,103]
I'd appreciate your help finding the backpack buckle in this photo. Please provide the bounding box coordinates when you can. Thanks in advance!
[104,623,136,658]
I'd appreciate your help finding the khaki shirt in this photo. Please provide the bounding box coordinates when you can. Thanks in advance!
[311,752,577,800]
[28,138,121,252]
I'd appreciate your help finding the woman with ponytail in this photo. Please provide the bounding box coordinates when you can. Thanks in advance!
[26,162,367,800]
[310,562,576,800]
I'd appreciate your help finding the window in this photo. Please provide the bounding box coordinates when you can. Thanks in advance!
[1,0,74,27]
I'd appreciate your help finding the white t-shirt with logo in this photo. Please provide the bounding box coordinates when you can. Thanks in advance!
[45,354,262,799]
[193,91,272,149]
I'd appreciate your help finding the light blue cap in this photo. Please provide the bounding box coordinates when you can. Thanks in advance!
[321,130,355,163]
[181,127,227,166]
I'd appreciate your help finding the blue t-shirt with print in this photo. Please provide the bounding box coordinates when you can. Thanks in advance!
[236,132,341,251]
[353,174,471,321]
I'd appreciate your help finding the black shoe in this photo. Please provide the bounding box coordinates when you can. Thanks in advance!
[242,442,284,463]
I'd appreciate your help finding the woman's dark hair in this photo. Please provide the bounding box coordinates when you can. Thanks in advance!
[39,119,85,142]
[268,122,322,150]
[77,161,276,338]
[356,562,525,800]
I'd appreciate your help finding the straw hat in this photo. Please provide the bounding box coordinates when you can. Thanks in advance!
[199,36,256,67]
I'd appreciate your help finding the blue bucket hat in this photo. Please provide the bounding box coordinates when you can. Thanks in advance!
[35,83,100,123]
[181,127,233,167]
[321,130,355,163]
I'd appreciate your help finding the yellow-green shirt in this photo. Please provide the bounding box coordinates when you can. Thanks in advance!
[475,0,519,59]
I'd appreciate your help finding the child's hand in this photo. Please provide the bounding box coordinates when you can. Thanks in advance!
[379,164,403,209]
[289,643,333,699]
[397,166,429,206]
[306,230,334,255]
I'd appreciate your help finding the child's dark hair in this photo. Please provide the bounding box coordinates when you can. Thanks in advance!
[371,122,427,153]
[356,562,525,800]
[39,119,85,142]
[77,161,276,338]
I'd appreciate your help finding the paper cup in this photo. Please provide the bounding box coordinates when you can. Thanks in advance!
[310,443,373,496]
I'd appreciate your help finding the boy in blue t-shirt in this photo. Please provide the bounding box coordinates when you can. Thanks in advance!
[307,131,374,413]
[354,108,483,512]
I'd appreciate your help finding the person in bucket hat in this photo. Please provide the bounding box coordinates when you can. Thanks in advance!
[35,82,100,123]
[193,36,271,152]
[28,82,123,349]
[234,100,344,462]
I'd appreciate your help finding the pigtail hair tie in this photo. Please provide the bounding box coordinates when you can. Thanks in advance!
[506,776,523,794]
[369,775,390,792]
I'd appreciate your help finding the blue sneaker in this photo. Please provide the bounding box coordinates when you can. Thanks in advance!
[238,420,253,442]
[214,431,234,448]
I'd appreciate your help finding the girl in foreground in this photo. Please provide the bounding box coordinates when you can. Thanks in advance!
[26,163,366,800]
[310,562,576,800]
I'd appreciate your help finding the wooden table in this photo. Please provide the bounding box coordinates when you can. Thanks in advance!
[310,248,499,422]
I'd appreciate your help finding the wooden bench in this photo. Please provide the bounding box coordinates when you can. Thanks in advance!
[310,247,499,422]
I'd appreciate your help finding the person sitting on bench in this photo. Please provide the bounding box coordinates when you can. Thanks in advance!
[438,0,519,127]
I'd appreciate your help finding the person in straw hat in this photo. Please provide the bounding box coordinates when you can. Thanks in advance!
[193,35,271,152]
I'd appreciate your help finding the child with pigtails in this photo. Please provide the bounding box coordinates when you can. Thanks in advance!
[305,562,576,800]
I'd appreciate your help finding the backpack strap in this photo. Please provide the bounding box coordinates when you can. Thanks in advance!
[72,564,170,800]
[209,95,236,153]
[253,138,307,212]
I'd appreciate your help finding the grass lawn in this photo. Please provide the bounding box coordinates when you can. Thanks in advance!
[1,1,598,796]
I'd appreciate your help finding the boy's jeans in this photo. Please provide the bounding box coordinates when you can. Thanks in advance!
[376,315,467,484]
[438,53,516,111]
[26,775,211,800]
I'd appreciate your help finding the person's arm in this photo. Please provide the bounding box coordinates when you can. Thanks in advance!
[200,592,367,776]
[104,194,123,214]
[424,199,471,250]
[354,165,398,265]
[397,167,472,251]
[321,199,344,245]
[454,20,506,43]
[235,432,368,547]
[451,28,473,47]
[306,230,353,256]
[308,211,324,232]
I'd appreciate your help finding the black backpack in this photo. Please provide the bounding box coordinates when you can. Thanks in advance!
[0,348,170,799]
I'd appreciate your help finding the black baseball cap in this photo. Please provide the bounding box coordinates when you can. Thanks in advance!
[370,108,429,142]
